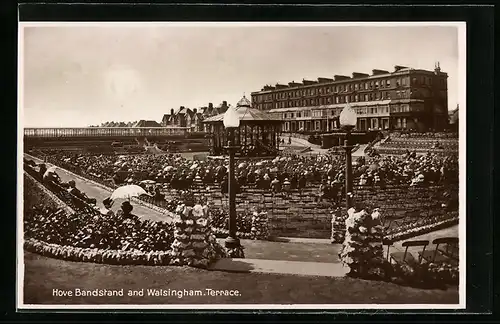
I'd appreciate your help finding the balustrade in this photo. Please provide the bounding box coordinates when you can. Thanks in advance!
[24,127,190,138]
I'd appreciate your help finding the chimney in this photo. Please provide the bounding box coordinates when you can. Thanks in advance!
[170,108,174,115]
[208,103,213,109]
[275,83,289,89]
[222,101,227,107]
[288,81,302,87]
[372,69,390,75]
[333,75,351,81]
[317,77,334,83]
[302,79,318,85]
[352,72,370,79]
[193,108,197,114]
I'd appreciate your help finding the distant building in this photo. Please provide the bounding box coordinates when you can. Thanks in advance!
[251,64,449,132]
[161,101,230,132]
[133,120,161,128]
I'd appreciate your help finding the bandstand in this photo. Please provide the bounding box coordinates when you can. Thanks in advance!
[203,96,283,157]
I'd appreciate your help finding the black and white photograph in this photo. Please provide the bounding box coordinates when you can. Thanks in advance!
[18,22,465,309]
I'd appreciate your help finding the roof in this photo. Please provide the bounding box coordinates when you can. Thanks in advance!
[203,95,281,124]
[236,95,251,107]
[133,120,161,127]
[203,107,281,123]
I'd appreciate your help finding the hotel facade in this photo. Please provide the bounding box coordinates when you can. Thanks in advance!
[251,64,449,133]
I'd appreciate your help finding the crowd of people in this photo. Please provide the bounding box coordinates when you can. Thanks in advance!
[35,149,458,192]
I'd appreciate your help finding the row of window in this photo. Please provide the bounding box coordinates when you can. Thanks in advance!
[280,104,417,119]
[253,75,445,103]
[257,90,416,110]
[282,117,412,132]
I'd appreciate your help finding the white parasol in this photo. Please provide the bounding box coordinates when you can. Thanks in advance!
[111,184,149,200]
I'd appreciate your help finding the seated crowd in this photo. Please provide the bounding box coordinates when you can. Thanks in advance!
[29,149,458,201]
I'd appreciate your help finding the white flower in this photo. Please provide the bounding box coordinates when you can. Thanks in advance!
[183,206,193,217]
[359,226,368,233]
[196,218,208,227]
[192,204,204,218]
[182,249,196,257]
[347,207,356,217]
[175,204,185,214]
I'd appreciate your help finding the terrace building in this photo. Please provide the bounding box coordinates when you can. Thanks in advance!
[251,64,449,132]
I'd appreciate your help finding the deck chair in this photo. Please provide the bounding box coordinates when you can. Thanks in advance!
[382,238,394,261]
[390,240,429,268]
[437,237,459,260]
[419,237,459,264]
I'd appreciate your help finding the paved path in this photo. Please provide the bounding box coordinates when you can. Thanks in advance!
[352,144,368,157]
[210,258,348,277]
[25,154,173,223]
[217,238,339,263]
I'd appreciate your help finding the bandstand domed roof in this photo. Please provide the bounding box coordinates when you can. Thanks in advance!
[236,95,252,108]
[203,95,281,124]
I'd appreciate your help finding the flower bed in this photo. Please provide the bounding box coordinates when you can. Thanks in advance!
[330,208,346,244]
[24,204,175,252]
[251,210,269,240]
[424,262,459,285]
[208,208,253,238]
[391,258,459,287]
[384,212,458,242]
[170,204,227,268]
[24,238,172,266]
[339,208,388,279]
[23,176,228,267]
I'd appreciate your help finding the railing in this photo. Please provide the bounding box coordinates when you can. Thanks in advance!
[24,127,190,138]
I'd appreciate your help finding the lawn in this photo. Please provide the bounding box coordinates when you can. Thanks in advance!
[23,252,458,305]
[223,239,340,263]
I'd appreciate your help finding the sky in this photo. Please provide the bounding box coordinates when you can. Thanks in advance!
[21,23,463,127]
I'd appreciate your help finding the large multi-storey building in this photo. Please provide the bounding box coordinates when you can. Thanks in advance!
[251,64,449,132]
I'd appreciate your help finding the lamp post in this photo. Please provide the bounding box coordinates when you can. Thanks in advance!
[339,103,357,209]
[222,104,242,253]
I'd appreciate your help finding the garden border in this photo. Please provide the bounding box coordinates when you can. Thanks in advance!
[24,238,173,266]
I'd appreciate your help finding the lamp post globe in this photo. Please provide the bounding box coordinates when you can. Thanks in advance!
[339,103,357,128]
[339,103,356,210]
[223,105,240,129]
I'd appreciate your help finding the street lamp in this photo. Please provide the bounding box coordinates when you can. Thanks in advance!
[222,104,243,255]
[339,103,357,209]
